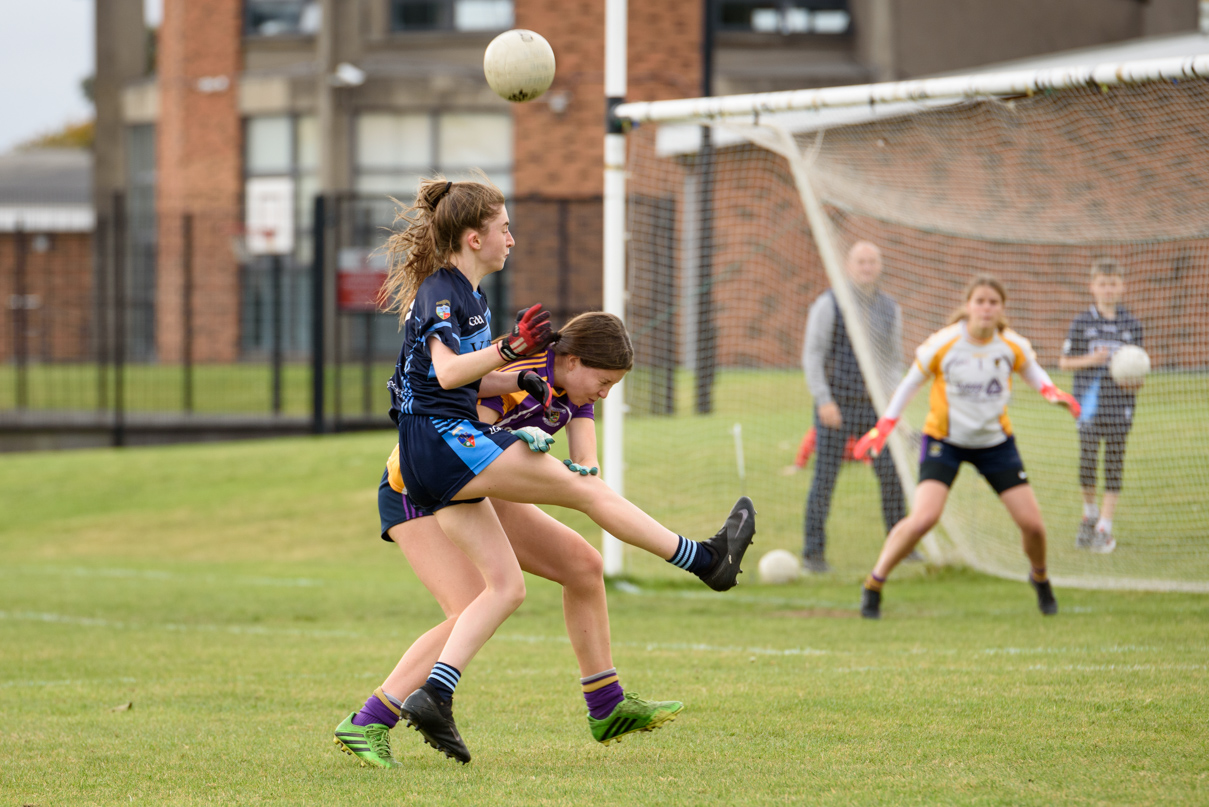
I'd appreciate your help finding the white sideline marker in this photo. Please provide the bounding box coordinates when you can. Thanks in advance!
[732,422,746,496]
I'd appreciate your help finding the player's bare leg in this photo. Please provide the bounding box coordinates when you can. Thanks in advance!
[861,481,948,618]
[429,499,526,671]
[382,519,485,698]
[495,499,684,742]
[494,499,613,674]
[334,517,480,769]
[398,500,523,764]
[872,481,949,579]
[1000,485,1057,615]
[458,443,756,591]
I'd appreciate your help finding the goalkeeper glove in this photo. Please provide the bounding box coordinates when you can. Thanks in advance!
[518,369,554,410]
[1040,384,1081,419]
[513,426,554,453]
[498,304,553,363]
[563,458,599,476]
[853,417,898,459]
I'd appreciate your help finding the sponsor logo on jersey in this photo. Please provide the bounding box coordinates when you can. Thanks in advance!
[457,433,476,448]
[436,300,451,320]
[986,379,1003,395]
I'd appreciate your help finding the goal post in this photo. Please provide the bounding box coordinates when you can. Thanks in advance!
[608,56,1209,593]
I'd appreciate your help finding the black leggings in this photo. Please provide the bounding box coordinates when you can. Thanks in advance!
[1079,421,1130,493]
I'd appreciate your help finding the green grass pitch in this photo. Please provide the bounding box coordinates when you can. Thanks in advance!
[2,428,1207,805]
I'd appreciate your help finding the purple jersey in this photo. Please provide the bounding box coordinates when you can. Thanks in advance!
[479,348,594,435]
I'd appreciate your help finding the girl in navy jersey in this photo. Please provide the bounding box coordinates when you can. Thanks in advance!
[1059,259,1144,554]
[343,176,755,766]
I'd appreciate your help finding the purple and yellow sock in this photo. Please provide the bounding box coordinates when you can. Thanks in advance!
[1030,566,1048,584]
[582,668,625,720]
[352,686,403,728]
[427,661,461,703]
[864,572,886,592]
[668,535,716,576]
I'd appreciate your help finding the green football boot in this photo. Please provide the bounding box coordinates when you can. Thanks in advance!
[588,692,684,745]
[333,712,402,769]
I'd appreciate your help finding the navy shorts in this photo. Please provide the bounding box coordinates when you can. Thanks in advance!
[377,467,432,541]
[919,435,1029,495]
[395,414,519,512]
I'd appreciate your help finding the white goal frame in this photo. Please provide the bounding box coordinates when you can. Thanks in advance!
[600,54,1209,586]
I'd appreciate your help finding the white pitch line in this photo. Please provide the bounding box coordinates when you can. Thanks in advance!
[4,611,1202,664]
[0,565,325,587]
[0,610,363,639]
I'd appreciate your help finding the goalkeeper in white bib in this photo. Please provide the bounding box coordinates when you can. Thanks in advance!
[851,276,1080,619]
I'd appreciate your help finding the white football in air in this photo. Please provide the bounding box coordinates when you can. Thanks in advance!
[1110,345,1150,386]
[483,29,556,102]
[758,549,801,585]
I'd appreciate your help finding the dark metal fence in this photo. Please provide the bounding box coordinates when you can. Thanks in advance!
[0,191,600,451]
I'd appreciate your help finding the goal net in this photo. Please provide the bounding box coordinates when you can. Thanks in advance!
[614,57,1209,592]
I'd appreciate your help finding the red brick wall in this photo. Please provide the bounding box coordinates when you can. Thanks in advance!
[0,232,94,362]
[156,0,243,363]
[509,0,702,313]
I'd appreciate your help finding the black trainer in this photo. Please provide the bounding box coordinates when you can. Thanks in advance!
[860,586,881,619]
[698,496,756,592]
[400,683,471,764]
[1030,577,1058,616]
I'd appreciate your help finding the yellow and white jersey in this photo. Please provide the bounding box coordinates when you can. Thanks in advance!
[914,322,1036,448]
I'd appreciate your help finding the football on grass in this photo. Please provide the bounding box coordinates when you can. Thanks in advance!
[758,549,801,585]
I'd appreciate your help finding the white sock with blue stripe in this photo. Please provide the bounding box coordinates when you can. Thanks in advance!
[427,662,461,703]
[667,535,715,576]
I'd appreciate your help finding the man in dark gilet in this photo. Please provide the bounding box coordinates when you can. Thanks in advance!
[801,242,906,572]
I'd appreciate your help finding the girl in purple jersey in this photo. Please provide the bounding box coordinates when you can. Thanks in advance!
[334,176,756,768]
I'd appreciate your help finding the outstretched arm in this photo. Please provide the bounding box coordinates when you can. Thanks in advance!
[1021,358,1080,419]
[562,417,600,476]
[852,365,926,459]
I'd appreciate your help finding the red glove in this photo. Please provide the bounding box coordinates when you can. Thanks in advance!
[794,427,817,468]
[497,304,553,362]
[1040,384,1081,419]
[518,369,554,410]
[853,417,898,460]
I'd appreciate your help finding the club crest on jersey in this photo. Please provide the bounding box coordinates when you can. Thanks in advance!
[435,300,451,320]
[928,441,944,457]
[543,408,561,427]
[457,433,476,448]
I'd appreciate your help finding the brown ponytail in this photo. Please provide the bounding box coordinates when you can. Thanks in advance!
[378,172,506,324]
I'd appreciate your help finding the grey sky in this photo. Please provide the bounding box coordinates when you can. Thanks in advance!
[0,0,162,154]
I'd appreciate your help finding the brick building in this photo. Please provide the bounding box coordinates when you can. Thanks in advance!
[0,149,94,365]
[90,0,1199,366]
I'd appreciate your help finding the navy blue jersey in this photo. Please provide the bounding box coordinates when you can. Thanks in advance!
[388,267,494,422]
[1062,305,1143,420]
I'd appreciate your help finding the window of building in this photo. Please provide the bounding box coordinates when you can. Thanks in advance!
[718,0,850,35]
[390,0,514,32]
[245,0,321,37]
[354,111,511,198]
[241,114,318,358]
[353,110,513,323]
